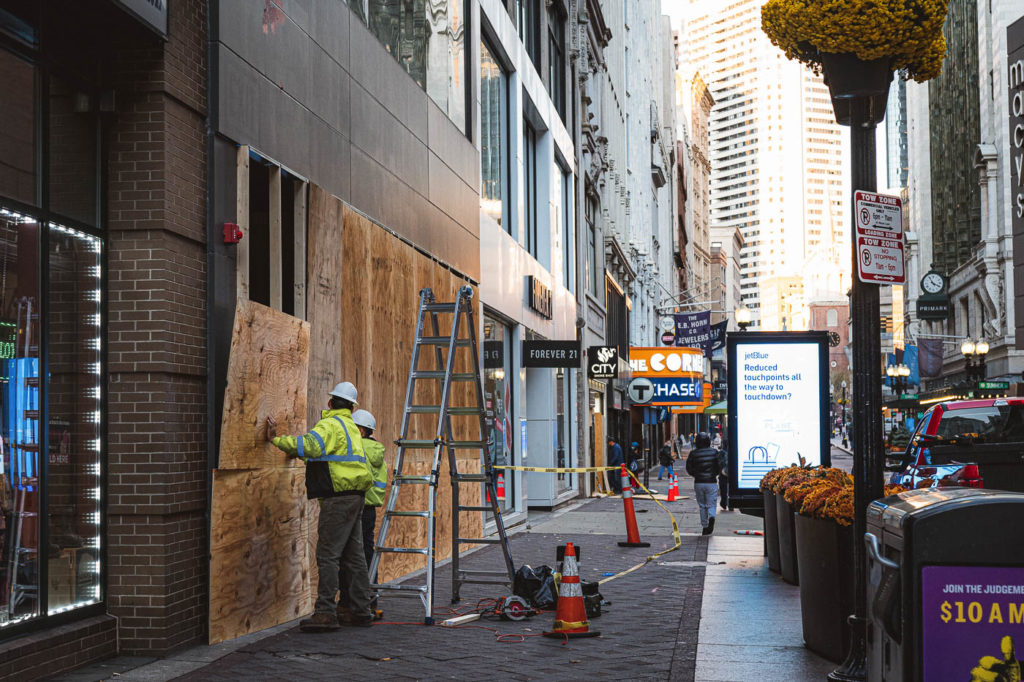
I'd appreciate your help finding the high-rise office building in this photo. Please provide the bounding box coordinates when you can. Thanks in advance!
[680,0,849,329]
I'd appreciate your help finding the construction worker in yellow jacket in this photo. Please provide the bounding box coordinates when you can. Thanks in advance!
[265,381,374,631]
[338,408,387,620]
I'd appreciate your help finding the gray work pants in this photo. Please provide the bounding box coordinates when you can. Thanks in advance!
[315,494,371,617]
[694,482,719,529]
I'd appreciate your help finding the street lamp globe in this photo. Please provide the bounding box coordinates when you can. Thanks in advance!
[886,365,896,377]
[735,305,751,330]
[975,339,990,356]
[961,339,976,357]
[898,364,911,378]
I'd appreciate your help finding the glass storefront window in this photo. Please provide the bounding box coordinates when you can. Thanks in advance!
[480,38,508,230]
[555,368,572,493]
[0,49,37,206]
[0,210,103,629]
[483,314,513,512]
[361,0,467,133]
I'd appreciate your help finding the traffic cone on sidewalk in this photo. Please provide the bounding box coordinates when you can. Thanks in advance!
[667,474,678,502]
[617,465,651,548]
[543,542,599,639]
[496,473,506,501]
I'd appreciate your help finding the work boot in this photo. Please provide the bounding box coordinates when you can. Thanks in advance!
[338,610,374,627]
[299,612,340,632]
[701,525,712,535]
[707,517,716,534]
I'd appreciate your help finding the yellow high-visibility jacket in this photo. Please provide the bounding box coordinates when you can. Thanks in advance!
[363,438,388,507]
[272,408,371,499]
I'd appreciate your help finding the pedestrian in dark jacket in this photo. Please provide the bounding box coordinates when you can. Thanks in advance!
[657,439,675,480]
[717,438,729,510]
[607,438,624,493]
[685,432,722,535]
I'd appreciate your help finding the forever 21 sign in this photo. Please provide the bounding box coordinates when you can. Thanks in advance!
[522,340,580,368]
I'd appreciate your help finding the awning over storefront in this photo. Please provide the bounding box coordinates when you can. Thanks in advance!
[705,400,727,414]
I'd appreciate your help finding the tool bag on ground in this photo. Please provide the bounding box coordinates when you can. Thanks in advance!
[512,564,557,609]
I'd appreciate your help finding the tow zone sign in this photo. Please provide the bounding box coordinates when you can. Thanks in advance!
[855,190,905,285]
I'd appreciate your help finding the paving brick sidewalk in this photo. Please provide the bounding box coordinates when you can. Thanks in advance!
[172,496,708,681]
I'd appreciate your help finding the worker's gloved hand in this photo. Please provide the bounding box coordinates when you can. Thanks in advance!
[265,416,277,441]
[971,636,1021,682]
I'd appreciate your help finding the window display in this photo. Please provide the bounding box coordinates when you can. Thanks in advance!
[483,314,514,512]
[0,206,102,628]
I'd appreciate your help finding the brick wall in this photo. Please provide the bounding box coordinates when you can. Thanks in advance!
[104,0,208,655]
[0,616,117,681]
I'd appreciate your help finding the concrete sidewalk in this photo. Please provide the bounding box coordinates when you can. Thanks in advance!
[51,483,834,681]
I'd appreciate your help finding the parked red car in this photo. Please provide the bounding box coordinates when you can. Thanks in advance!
[887,397,1024,492]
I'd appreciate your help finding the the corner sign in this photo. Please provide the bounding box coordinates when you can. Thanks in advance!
[522,340,579,367]
[855,190,905,285]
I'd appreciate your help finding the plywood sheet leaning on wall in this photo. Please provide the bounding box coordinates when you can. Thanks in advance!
[337,206,482,583]
[306,184,345,428]
[218,299,310,469]
[209,468,314,644]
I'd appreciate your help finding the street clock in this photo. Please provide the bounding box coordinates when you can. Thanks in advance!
[921,270,945,294]
[827,331,841,347]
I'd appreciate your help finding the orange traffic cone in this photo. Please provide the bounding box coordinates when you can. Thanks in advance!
[543,542,599,639]
[618,465,651,548]
[496,473,506,501]
[667,474,678,502]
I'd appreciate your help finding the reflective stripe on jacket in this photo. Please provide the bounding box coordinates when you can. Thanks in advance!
[272,408,371,499]
[363,438,388,507]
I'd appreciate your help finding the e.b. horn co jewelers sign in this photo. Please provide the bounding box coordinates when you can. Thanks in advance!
[587,346,618,379]
[522,340,580,368]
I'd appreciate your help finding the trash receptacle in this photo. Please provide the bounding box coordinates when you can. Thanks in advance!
[866,487,1024,682]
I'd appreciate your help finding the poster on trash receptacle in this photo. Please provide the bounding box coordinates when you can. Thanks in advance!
[922,565,1024,682]
[726,332,830,504]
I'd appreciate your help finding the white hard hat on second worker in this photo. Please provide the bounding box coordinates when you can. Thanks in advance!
[351,409,376,431]
[329,381,358,404]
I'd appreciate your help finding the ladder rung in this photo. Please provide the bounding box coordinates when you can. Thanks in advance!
[456,537,502,545]
[394,475,433,484]
[387,510,430,518]
[454,474,488,483]
[395,439,442,448]
[449,440,487,448]
[457,505,493,512]
[418,336,471,346]
[377,547,429,555]
[457,569,510,578]
[373,583,428,593]
[449,407,484,415]
[412,371,477,381]
[407,405,441,413]
[423,303,456,313]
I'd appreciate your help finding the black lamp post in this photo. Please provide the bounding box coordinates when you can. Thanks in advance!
[961,338,989,387]
[886,362,910,396]
[735,305,752,331]
[822,53,892,682]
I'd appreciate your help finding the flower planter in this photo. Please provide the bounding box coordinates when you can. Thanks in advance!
[762,490,781,574]
[775,494,799,585]
[794,514,855,663]
[820,52,893,126]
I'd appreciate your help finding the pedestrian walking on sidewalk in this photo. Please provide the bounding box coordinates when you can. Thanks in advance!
[607,438,624,493]
[266,381,375,631]
[717,438,729,510]
[657,439,675,480]
[338,408,387,621]
[685,432,722,535]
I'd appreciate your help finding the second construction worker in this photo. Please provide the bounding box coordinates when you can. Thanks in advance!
[338,408,387,620]
[266,381,375,631]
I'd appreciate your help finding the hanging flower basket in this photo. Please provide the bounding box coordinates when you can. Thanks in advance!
[761,0,950,83]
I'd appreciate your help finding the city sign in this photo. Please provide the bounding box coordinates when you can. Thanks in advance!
[627,377,655,405]
[854,190,905,285]
[522,340,579,367]
[726,332,831,508]
[917,297,950,320]
[586,346,618,380]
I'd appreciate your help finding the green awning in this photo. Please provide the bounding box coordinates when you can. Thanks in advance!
[705,400,727,414]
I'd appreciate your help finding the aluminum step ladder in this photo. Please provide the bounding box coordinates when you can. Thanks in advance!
[369,286,515,625]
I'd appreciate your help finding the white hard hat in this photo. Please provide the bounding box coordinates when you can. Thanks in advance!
[329,381,358,404]
[351,409,376,431]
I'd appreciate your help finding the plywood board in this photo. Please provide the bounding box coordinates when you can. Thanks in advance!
[209,468,314,644]
[218,299,310,470]
[306,185,344,427]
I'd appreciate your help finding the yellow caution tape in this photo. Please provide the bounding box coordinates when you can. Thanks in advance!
[494,465,620,473]
[493,464,683,585]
